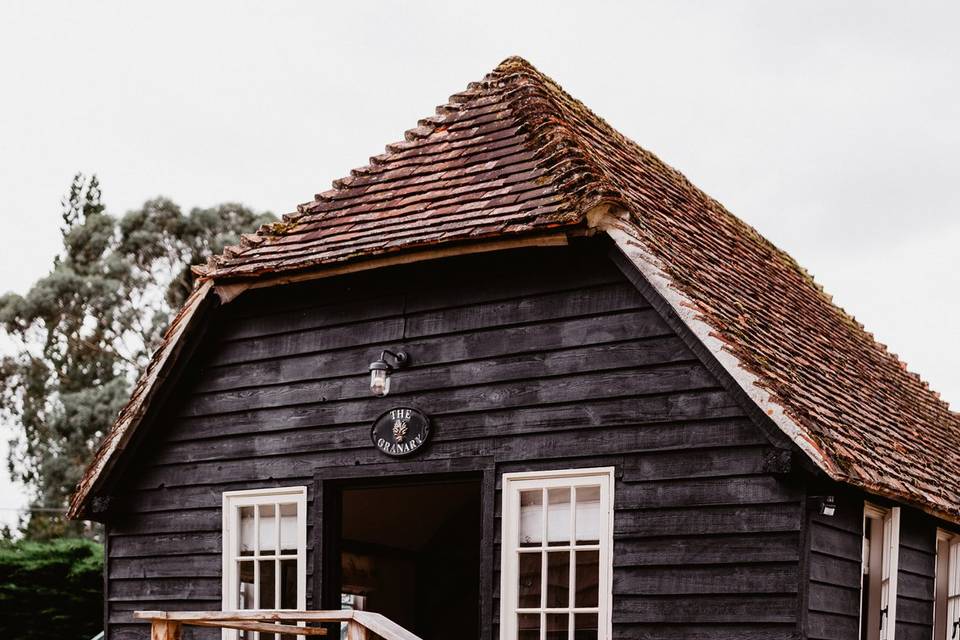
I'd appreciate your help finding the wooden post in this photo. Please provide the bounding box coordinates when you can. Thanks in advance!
[151,620,182,640]
[347,620,365,640]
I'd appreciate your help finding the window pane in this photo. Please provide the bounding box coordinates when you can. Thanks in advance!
[239,560,255,609]
[546,551,570,608]
[280,559,298,609]
[280,503,298,553]
[259,504,277,553]
[575,550,599,607]
[520,490,544,547]
[545,614,568,640]
[575,486,601,545]
[259,559,276,609]
[239,506,255,556]
[952,542,960,596]
[518,552,542,608]
[547,488,571,546]
[574,613,598,640]
[226,488,305,639]
[518,613,540,640]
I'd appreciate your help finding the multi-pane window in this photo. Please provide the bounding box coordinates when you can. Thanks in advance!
[223,487,307,639]
[934,530,960,640]
[861,503,900,640]
[501,468,613,640]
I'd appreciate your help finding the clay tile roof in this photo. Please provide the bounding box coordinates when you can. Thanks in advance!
[70,56,960,523]
[193,57,624,281]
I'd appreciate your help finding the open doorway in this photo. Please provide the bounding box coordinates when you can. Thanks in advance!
[336,477,482,640]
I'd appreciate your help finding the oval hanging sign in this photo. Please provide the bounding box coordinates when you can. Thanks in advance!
[371,407,431,457]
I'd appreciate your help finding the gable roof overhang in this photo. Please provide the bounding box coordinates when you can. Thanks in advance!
[68,57,960,524]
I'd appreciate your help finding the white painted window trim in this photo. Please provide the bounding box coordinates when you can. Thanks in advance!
[860,502,901,640]
[221,486,308,639]
[934,529,960,640]
[499,467,615,640]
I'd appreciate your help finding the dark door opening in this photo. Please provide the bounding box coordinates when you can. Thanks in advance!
[337,477,482,640]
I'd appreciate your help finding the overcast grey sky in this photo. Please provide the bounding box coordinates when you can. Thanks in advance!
[0,1,957,526]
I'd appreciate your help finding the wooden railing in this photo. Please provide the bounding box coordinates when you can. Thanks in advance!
[134,610,424,640]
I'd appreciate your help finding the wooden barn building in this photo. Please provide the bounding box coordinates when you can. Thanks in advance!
[69,57,960,640]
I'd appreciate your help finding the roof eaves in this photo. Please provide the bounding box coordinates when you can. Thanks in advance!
[67,279,216,519]
[596,208,960,526]
[596,210,839,471]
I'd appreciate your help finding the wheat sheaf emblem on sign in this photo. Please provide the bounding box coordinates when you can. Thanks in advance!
[392,419,408,443]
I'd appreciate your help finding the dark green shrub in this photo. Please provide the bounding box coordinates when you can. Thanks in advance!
[0,538,103,639]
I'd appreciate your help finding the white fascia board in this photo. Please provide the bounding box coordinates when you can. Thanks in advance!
[589,206,838,478]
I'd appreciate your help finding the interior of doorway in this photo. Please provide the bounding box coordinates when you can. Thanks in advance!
[337,476,482,640]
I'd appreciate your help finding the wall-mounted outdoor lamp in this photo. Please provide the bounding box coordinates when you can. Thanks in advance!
[807,495,837,517]
[369,349,409,397]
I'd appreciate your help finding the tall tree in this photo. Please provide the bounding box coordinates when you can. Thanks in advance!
[0,175,273,538]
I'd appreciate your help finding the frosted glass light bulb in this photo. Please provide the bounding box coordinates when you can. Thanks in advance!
[370,368,390,397]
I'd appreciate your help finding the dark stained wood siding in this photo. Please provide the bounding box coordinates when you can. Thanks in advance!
[806,493,864,640]
[102,241,803,640]
[805,491,940,640]
[896,510,937,640]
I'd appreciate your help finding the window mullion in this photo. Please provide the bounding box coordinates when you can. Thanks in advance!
[231,505,239,611]
[274,502,281,612]
[953,543,960,596]
[254,504,261,640]
[254,505,261,562]
[254,552,260,609]
[568,485,576,640]
[541,487,547,640]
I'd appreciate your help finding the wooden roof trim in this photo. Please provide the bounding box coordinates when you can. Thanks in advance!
[214,231,570,303]
[66,280,216,519]
[593,208,836,469]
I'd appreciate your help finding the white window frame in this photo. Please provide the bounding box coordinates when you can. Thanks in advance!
[860,502,901,640]
[500,467,615,640]
[222,486,308,638]
[934,529,960,640]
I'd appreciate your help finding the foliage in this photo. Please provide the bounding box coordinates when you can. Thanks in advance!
[0,537,103,639]
[0,174,273,538]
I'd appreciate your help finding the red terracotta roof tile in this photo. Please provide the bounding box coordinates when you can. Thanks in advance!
[70,56,960,523]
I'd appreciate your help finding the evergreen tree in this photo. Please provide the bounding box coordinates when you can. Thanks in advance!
[0,537,103,638]
[0,175,273,538]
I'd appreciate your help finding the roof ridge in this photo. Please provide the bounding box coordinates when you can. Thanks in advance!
[488,57,627,216]
[491,62,960,424]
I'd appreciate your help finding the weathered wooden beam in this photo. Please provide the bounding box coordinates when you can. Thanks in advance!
[353,612,423,640]
[217,232,571,302]
[135,610,353,622]
[189,619,327,635]
[346,620,365,640]
[135,611,420,640]
[150,620,181,640]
